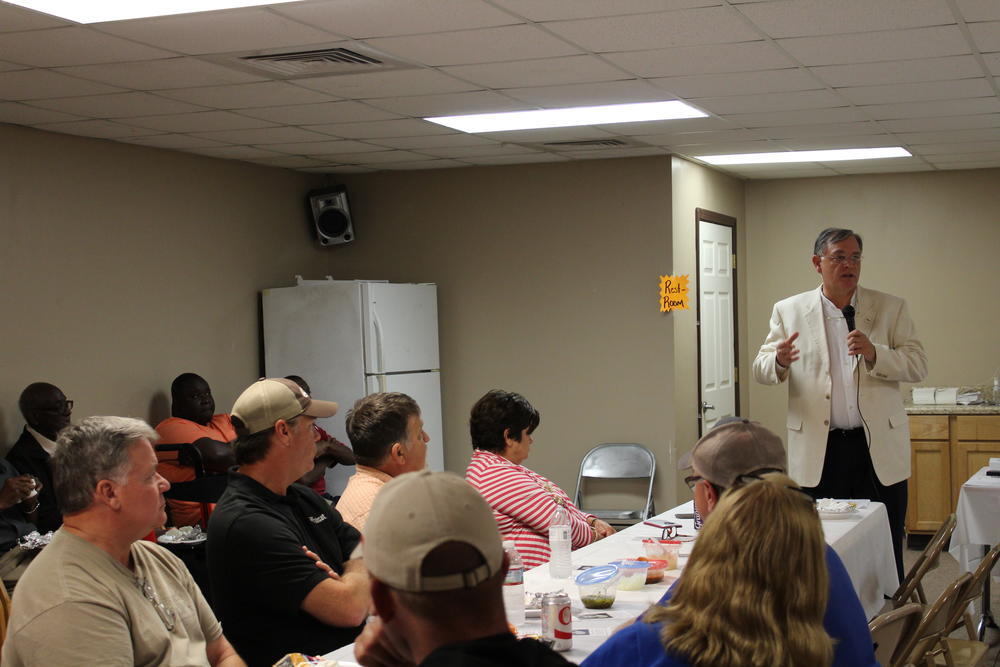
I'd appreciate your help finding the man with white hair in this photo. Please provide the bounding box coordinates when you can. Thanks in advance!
[2,416,244,666]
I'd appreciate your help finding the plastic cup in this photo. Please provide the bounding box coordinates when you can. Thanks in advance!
[612,559,650,590]
[575,564,621,609]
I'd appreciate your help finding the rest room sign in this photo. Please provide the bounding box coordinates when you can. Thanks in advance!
[659,275,690,312]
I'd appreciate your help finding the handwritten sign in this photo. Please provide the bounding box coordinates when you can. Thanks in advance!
[659,275,690,312]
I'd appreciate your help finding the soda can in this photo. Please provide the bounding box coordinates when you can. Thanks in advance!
[540,592,572,651]
[693,504,703,531]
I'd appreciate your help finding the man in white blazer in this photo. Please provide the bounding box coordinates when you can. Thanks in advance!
[753,228,926,579]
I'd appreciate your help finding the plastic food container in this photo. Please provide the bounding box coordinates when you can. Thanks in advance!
[642,539,681,570]
[611,559,650,590]
[636,557,669,583]
[575,564,621,609]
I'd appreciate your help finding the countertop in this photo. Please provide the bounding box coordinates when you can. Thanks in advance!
[905,403,1000,415]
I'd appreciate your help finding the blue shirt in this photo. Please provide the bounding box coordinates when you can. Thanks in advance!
[581,546,877,667]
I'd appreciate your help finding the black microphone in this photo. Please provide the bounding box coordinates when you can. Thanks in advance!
[842,305,856,332]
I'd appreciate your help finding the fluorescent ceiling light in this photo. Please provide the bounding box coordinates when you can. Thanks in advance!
[426,101,707,133]
[5,0,303,23]
[700,147,911,165]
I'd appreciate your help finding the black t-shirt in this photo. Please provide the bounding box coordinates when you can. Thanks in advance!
[421,633,575,667]
[206,471,362,667]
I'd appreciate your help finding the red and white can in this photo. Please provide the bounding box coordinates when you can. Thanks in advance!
[540,592,572,651]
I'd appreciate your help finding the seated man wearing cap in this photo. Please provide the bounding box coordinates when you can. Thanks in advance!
[353,469,571,666]
[336,392,429,532]
[592,419,875,667]
[207,379,370,667]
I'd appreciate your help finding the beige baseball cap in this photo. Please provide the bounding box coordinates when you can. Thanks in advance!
[361,469,504,593]
[678,417,787,488]
[231,378,338,436]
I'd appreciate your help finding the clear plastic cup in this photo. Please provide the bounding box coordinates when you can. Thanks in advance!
[575,564,621,609]
[612,559,650,590]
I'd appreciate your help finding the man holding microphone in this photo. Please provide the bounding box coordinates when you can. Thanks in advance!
[753,227,927,578]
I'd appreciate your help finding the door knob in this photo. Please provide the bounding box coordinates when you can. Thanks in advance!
[702,401,715,412]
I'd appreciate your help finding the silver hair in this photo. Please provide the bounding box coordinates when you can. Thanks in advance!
[52,416,158,514]
[813,227,863,256]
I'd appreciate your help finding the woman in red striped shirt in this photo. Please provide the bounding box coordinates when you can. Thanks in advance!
[465,390,615,569]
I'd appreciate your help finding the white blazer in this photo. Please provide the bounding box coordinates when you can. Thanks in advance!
[753,286,927,487]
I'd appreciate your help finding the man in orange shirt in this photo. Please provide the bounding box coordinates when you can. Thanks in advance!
[155,373,236,527]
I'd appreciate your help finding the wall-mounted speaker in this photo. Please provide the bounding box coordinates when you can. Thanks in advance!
[307,185,354,246]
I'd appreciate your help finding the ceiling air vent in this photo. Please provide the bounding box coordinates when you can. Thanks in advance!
[241,48,385,76]
[543,139,630,148]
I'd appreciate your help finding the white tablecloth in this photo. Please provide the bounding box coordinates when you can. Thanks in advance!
[949,466,1000,573]
[325,499,898,663]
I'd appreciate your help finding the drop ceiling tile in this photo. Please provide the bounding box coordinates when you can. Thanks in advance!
[878,113,1000,132]
[711,163,837,178]
[809,55,983,87]
[836,78,994,105]
[909,140,1000,154]
[828,160,934,174]
[27,92,206,118]
[956,0,1000,22]
[775,135,901,150]
[737,0,955,38]
[478,126,620,143]
[367,133,500,149]
[119,134,228,149]
[861,97,1000,120]
[462,153,569,164]
[365,90,529,116]
[502,80,668,107]
[491,0,720,22]
[934,160,1000,169]
[96,8,338,55]
[365,25,580,66]
[693,89,843,115]
[0,27,173,67]
[0,101,82,124]
[925,150,1000,162]
[156,81,336,109]
[33,119,164,139]
[0,4,72,32]
[604,41,794,77]
[235,100,399,125]
[293,118,454,139]
[187,145,291,160]
[757,121,885,139]
[0,69,123,100]
[969,21,1000,51]
[316,150,431,164]
[192,125,336,145]
[596,115,733,135]
[566,146,671,159]
[649,68,819,98]
[117,110,277,133]
[441,55,627,89]
[725,106,871,126]
[294,68,477,99]
[679,140,781,154]
[261,139,386,155]
[634,127,771,145]
[245,155,329,168]
[897,128,1000,144]
[544,7,762,52]
[778,26,970,66]
[56,57,268,90]
[273,0,518,38]
[986,52,1000,76]
[0,60,25,72]
[418,144,541,158]
[377,159,469,170]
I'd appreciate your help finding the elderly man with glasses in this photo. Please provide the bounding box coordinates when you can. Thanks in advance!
[752,227,926,581]
[5,382,73,533]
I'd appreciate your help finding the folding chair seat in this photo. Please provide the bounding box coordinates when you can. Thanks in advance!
[573,443,655,526]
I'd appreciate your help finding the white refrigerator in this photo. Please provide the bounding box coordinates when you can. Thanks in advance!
[262,278,444,496]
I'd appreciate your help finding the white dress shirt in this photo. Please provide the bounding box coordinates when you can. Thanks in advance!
[821,292,863,430]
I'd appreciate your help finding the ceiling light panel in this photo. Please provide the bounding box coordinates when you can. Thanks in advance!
[5,0,303,23]
[700,147,911,165]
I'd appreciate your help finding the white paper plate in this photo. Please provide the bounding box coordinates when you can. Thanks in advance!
[157,533,207,545]
[818,509,858,520]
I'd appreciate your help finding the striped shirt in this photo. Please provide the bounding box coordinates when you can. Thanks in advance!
[465,449,595,568]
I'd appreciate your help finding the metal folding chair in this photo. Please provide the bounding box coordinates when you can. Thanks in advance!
[892,513,957,607]
[869,603,922,667]
[573,443,655,526]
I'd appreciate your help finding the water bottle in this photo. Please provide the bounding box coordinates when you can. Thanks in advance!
[548,503,572,579]
[502,540,525,627]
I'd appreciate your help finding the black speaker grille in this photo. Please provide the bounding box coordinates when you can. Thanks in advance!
[317,208,350,238]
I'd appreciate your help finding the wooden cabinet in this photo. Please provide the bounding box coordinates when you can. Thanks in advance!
[906,413,1000,535]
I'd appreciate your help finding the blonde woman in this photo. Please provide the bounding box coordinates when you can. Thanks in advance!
[581,473,833,667]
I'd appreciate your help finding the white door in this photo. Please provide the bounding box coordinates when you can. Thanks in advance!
[363,282,440,374]
[698,220,737,435]
[366,371,445,472]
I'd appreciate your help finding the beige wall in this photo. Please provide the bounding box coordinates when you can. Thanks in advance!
[744,168,1000,442]
[669,157,747,506]
[331,157,676,509]
[0,124,326,448]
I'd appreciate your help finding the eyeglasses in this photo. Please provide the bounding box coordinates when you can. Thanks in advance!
[820,254,863,265]
[659,524,681,540]
[40,400,73,416]
[684,475,703,491]
[135,577,176,630]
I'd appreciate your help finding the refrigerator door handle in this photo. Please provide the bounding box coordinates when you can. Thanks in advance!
[371,309,385,374]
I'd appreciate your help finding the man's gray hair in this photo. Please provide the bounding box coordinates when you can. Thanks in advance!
[53,416,158,514]
[813,227,863,256]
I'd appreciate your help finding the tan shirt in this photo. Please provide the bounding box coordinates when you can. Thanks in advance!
[2,530,222,666]
[335,465,392,532]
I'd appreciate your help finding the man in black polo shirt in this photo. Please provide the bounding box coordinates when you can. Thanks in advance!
[207,378,370,667]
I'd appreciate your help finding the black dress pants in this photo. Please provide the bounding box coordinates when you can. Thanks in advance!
[802,427,907,582]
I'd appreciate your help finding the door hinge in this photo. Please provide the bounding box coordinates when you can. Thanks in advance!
[734,367,739,383]
[731,253,736,270]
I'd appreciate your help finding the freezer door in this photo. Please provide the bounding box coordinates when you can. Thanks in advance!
[366,371,444,472]
[363,282,440,374]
